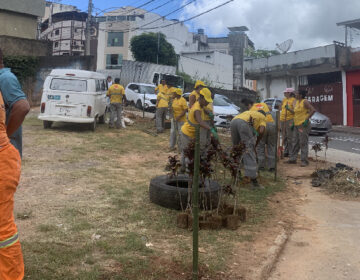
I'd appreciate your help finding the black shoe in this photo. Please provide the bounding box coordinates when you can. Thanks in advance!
[258,167,265,171]
[286,160,296,164]
[269,168,275,172]
[284,153,289,157]
[251,179,265,190]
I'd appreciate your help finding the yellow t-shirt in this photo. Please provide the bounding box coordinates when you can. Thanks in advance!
[107,84,125,104]
[181,101,203,138]
[189,90,199,107]
[172,97,188,122]
[233,110,266,131]
[0,92,9,147]
[280,97,295,121]
[294,99,309,126]
[157,92,169,108]
[202,103,213,121]
[250,102,274,123]
[155,84,169,95]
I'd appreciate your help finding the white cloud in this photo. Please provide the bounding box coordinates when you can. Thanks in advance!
[181,0,360,51]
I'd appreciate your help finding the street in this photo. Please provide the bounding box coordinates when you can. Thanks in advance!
[310,131,360,155]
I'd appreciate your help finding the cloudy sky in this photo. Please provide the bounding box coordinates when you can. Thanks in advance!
[61,0,360,51]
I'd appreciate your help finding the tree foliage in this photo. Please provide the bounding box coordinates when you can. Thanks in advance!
[245,48,280,59]
[130,32,177,66]
[3,56,39,84]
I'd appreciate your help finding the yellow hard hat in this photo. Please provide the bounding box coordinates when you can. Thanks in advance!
[199,88,213,103]
[194,80,206,89]
[175,88,183,96]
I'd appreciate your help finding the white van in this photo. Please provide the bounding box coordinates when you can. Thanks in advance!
[38,69,107,131]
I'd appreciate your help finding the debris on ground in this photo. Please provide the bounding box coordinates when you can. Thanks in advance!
[311,163,360,196]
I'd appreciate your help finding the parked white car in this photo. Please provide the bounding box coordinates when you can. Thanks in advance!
[125,83,157,112]
[38,69,107,131]
[213,95,239,127]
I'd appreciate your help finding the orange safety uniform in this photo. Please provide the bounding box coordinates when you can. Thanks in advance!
[0,92,24,280]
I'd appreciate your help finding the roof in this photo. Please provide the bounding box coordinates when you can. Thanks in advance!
[337,18,360,30]
[49,69,106,79]
[228,26,249,32]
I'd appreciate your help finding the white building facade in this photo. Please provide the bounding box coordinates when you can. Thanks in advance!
[178,51,233,90]
[96,7,200,70]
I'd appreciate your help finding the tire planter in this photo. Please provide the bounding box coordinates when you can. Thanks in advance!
[149,174,221,210]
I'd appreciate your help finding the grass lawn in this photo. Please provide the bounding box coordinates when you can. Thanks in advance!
[17,111,285,279]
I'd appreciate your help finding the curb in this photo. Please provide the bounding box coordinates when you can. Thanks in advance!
[332,126,360,135]
[253,228,290,280]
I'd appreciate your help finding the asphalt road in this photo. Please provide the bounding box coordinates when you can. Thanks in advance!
[310,131,360,155]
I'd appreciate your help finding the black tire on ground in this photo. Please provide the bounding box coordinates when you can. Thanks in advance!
[43,121,53,129]
[98,114,105,124]
[149,174,221,210]
[89,118,96,131]
[136,99,143,110]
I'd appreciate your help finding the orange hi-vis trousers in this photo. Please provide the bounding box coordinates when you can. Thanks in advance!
[0,143,24,280]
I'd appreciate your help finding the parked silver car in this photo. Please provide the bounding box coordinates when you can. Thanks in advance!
[263,98,332,135]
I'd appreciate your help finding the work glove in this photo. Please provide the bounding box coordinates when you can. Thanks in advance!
[208,112,215,120]
[302,119,309,127]
[290,123,295,131]
[210,127,219,140]
[285,104,290,110]
[252,127,259,137]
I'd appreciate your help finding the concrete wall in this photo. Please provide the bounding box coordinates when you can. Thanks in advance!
[256,75,297,99]
[244,45,337,77]
[98,60,176,87]
[178,51,233,90]
[0,10,39,39]
[1,0,45,17]
[0,35,51,56]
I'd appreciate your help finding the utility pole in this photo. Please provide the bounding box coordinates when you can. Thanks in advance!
[85,0,93,55]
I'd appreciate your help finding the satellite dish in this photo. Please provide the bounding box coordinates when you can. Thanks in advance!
[276,39,293,53]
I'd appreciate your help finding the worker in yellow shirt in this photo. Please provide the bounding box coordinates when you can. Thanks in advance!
[156,86,169,133]
[189,80,205,108]
[169,88,188,151]
[280,88,296,157]
[288,89,316,166]
[200,88,214,151]
[155,79,169,95]
[230,109,266,188]
[107,78,125,129]
[180,89,217,172]
[243,99,276,172]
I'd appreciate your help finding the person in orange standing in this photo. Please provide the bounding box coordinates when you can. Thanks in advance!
[0,48,29,280]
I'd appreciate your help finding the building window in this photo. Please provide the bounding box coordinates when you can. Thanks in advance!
[107,16,117,21]
[117,16,126,21]
[106,54,123,69]
[127,15,136,21]
[54,42,59,48]
[62,53,69,56]
[107,32,124,47]
[55,29,60,35]
[81,41,84,45]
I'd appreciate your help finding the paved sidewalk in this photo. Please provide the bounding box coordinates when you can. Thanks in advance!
[332,125,360,135]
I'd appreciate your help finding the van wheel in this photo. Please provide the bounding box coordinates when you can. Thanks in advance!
[89,119,96,131]
[98,114,105,124]
[43,121,53,129]
[136,100,143,110]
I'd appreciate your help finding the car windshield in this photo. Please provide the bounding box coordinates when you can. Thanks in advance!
[220,95,233,104]
[213,96,230,106]
[140,85,155,94]
[50,78,87,92]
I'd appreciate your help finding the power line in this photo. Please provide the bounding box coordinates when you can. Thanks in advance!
[144,0,176,14]
[97,0,234,34]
